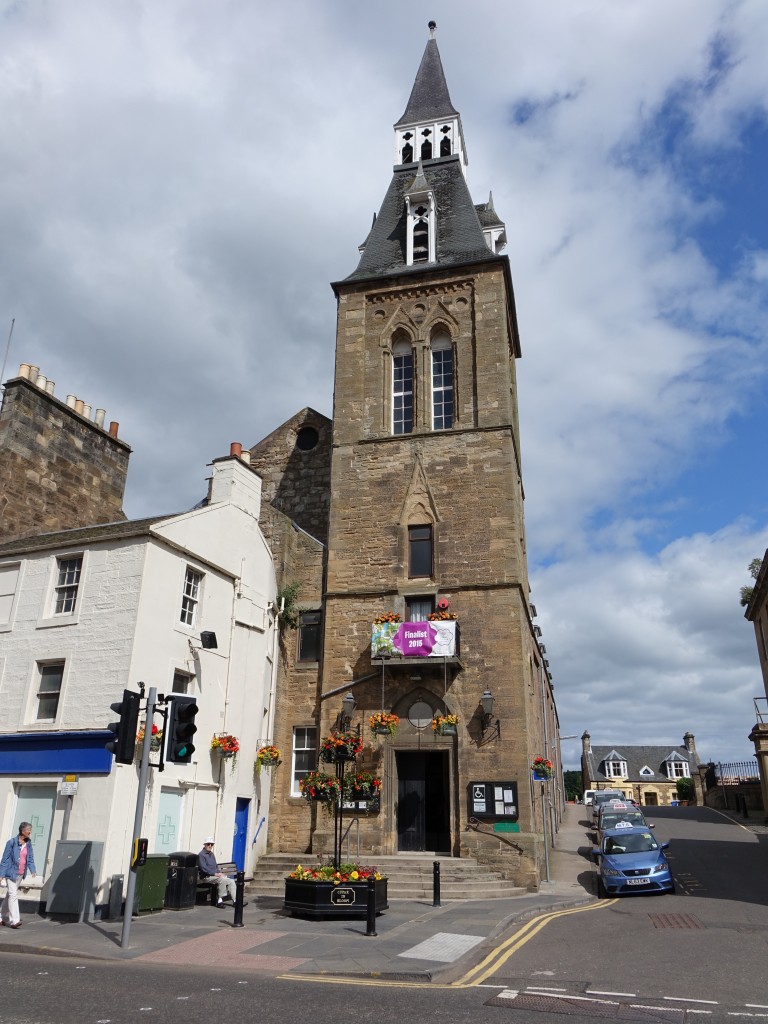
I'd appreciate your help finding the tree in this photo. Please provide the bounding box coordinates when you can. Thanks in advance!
[739,557,763,607]
[676,777,694,803]
[563,769,582,801]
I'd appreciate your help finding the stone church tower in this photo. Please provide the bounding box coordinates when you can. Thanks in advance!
[261,24,558,887]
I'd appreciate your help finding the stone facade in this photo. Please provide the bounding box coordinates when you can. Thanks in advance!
[0,376,130,543]
[248,408,331,544]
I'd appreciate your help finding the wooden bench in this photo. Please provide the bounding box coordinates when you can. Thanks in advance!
[196,861,237,906]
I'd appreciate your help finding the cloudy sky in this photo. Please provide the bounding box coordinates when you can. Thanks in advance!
[2,1,767,769]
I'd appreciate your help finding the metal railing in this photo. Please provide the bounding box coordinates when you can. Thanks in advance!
[340,817,360,862]
[755,697,768,726]
[708,761,760,785]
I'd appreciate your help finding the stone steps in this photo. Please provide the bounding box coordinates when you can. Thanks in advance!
[247,853,526,900]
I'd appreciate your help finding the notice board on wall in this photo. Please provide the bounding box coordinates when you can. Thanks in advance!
[468,781,518,821]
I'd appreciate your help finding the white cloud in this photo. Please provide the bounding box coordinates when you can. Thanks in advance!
[2,0,768,769]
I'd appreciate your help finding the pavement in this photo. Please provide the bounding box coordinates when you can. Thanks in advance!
[0,803,596,979]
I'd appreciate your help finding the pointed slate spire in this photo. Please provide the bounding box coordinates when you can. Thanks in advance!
[407,160,430,195]
[395,22,459,127]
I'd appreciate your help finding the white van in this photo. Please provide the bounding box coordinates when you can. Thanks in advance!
[583,790,596,806]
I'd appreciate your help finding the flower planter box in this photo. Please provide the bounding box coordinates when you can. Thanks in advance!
[437,723,457,736]
[283,878,388,918]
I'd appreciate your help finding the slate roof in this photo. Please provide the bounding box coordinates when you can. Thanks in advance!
[343,157,504,284]
[395,37,458,127]
[0,515,176,558]
[584,743,699,784]
[475,193,504,230]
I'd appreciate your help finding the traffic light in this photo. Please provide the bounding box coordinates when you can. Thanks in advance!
[105,689,141,764]
[166,695,198,764]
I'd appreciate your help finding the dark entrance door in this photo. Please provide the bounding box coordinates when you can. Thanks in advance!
[396,751,450,852]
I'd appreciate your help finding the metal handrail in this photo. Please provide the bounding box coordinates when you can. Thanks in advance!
[755,697,768,726]
[341,817,360,862]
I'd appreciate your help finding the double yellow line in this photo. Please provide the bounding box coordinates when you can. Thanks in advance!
[453,899,615,987]
[282,898,616,990]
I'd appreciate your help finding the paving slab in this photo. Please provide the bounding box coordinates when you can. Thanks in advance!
[0,804,594,979]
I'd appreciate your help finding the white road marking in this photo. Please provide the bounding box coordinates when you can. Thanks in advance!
[497,989,519,999]
[587,989,636,997]
[664,996,719,1004]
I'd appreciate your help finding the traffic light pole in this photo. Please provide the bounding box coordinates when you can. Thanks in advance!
[121,686,157,950]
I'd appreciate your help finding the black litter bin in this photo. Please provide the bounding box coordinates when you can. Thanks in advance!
[165,851,199,911]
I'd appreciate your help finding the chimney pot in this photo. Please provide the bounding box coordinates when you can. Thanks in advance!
[18,363,30,379]
[108,421,119,438]
[94,409,106,428]
[45,379,55,395]
[230,442,243,458]
[36,374,47,391]
[240,449,251,465]
[28,365,39,384]
[74,399,84,415]
[66,395,77,409]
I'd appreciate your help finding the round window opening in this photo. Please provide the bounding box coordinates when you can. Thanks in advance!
[295,426,319,452]
[407,700,434,730]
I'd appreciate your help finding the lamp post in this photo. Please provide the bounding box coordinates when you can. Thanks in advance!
[333,693,357,871]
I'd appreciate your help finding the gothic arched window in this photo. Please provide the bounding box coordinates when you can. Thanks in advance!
[431,331,454,430]
[392,335,414,435]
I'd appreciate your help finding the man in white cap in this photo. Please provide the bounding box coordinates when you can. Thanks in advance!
[197,838,240,907]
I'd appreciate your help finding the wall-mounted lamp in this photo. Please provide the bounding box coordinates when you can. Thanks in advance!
[188,631,218,655]
[480,688,501,740]
[340,692,356,731]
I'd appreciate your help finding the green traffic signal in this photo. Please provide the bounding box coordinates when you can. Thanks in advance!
[166,695,199,764]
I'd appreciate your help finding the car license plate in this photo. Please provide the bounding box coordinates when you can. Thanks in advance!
[626,878,651,886]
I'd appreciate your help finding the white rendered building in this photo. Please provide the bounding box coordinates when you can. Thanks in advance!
[0,452,278,915]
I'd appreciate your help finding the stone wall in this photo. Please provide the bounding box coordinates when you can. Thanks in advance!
[249,408,331,544]
[0,377,130,543]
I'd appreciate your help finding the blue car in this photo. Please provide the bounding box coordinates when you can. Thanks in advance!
[593,826,674,897]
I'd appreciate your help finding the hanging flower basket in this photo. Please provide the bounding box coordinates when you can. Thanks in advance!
[136,724,163,753]
[369,712,400,737]
[299,771,342,815]
[255,745,282,775]
[211,733,240,768]
[319,731,363,763]
[531,757,554,779]
[343,770,382,802]
[372,612,401,624]
[431,713,459,736]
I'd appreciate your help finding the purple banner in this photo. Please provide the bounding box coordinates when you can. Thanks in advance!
[393,621,437,657]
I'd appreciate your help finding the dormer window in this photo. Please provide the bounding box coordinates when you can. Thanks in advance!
[666,759,689,779]
[413,207,429,262]
[405,184,437,266]
[604,760,627,778]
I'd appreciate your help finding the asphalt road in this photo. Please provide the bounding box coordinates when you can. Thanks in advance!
[5,807,767,1024]
[476,805,768,1014]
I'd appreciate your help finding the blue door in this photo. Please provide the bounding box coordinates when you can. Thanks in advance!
[231,798,249,871]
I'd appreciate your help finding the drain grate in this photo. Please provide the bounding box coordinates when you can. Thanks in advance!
[648,912,704,929]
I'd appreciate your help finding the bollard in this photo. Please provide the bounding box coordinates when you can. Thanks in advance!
[233,870,245,927]
[432,860,441,907]
[365,876,377,936]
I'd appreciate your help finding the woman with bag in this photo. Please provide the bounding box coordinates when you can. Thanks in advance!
[0,822,37,928]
